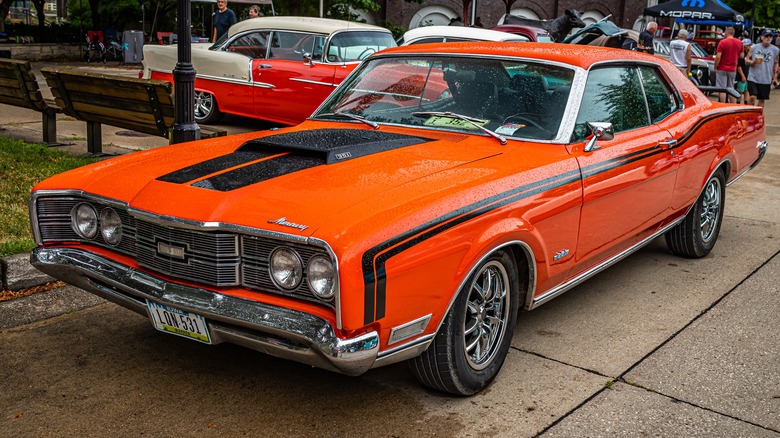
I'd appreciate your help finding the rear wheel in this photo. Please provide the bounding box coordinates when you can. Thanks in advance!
[194,91,223,124]
[409,249,519,395]
[665,169,725,257]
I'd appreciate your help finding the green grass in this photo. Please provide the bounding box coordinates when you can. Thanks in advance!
[0,137,96,258]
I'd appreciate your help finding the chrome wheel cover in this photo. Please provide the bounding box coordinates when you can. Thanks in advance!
[700,177,722,243]
[463,260,510,370]
[194,91,213,120]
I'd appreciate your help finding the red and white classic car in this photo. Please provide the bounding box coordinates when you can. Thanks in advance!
[32,43,766,395]
[141,16,396,125]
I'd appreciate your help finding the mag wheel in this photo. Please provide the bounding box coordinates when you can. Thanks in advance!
[194,91,223,124]
[665,169,725,258]
[410,249,519,395]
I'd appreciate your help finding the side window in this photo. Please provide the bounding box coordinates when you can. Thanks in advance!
[268,31,316,61]
[409,37,445,45]
[227,31,269,59]
[639,66,678,123]
[574,66,649,141]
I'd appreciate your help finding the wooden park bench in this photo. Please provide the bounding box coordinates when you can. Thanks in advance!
[41,67,226,154]
[0,58,61,144]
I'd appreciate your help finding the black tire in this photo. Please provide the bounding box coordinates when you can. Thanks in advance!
[194,91,223,124]
[665,169,725,258]
[409,249,519,395]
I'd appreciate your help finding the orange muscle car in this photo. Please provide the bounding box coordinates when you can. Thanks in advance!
[30,43,767,395]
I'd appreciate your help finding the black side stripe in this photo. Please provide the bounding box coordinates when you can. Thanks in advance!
[361,168,582,324]
[359,114,751,324]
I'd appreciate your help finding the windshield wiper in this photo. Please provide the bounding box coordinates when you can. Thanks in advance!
[314,111,379,130]
[413,111,506,145]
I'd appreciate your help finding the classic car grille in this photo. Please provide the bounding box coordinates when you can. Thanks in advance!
[36,196,333,306]
[36,197,137,256]
[135,221,240,287]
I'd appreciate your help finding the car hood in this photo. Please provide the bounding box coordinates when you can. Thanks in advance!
[37,125,503,238]
[562,20,626,45]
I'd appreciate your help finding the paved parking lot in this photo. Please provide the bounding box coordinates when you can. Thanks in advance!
[0,63,778,437]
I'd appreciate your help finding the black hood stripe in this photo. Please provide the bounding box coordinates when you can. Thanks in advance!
[191,154,325,192]
[158,151,274,184]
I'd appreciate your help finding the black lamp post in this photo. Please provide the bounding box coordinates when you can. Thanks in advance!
[171,0,201,144]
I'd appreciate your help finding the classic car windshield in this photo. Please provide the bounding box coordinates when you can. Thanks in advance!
[326,31,397,62]
[316,55,575,141]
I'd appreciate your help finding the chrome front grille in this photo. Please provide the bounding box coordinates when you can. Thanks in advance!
[135,220,240,286]
[36,197,137,256]
[35,195,332,307]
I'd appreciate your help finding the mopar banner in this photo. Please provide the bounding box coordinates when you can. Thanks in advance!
[644,0,745,24]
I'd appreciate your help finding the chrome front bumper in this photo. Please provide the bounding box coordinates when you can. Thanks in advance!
[31,247,379,376]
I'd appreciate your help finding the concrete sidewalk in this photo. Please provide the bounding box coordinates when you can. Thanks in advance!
[1,64,778,436]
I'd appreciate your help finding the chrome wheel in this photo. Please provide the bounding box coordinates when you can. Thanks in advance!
[463,261,510,370]
[665,169,725,258]
[194,91,223,124]
[699,177,721,243]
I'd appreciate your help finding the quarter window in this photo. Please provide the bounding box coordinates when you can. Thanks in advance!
[639,66,678,123]
[227,31,269,59]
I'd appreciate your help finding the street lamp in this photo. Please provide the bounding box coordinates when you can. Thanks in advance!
[171,0,201,144]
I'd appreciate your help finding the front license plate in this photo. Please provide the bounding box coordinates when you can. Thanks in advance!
[146,300,211,344]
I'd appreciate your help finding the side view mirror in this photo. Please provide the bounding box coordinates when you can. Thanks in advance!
[303,53,313,66]
[584,122,614,152]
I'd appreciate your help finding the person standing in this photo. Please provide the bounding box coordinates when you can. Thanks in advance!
[638,22,657,54]
[248,5,263,19]
[746,29,780,108]
[714,27,742,103]
[669,29,692,77]
[736,39,750,104]
[212,0,237,42]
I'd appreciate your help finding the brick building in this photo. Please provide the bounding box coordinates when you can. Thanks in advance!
[373,0,651,33]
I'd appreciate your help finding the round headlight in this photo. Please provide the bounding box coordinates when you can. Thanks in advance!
[269,247,303,290]
[307,255,335,300]
[99,208,123,245]
[694,69,703,79]
[70,203,98,239]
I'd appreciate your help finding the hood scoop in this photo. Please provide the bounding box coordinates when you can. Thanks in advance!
[238,129,432,164]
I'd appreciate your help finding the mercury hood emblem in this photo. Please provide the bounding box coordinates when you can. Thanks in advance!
[268,217,309,231]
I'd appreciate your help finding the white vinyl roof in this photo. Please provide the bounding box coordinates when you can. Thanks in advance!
[228,16,391,38]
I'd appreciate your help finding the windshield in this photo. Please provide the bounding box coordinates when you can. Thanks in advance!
[316,55,574,141]
[326,31,397,62]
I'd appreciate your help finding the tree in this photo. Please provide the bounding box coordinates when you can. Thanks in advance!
[727,0,780,29]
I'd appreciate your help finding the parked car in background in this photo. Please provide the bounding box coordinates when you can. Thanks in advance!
[656,38,716,85]
[490,24,554,42]
[693,29,722,54]
[141,17,396,125]
[397,26,529,45]
[31,42,766,396]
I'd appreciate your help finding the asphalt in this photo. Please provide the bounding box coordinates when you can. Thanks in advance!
[0,62,778,436]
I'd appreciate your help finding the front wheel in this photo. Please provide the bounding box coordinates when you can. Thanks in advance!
[665,169,725,257]
[194,91,223,124]
[409,249,519,395]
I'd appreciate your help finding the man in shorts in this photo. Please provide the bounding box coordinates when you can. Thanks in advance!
[747,29,780,108]
[714,27,742,102]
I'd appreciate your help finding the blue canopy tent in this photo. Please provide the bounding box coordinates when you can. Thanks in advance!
[644,0,745,26]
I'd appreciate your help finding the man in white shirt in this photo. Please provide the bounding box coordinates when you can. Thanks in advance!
[669,29,692,77]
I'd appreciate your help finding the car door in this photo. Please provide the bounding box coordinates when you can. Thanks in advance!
[213,30,267,117]
[253,31,338,124]
[567,64,679,276]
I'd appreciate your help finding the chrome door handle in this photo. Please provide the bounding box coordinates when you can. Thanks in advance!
[658,139,678,149]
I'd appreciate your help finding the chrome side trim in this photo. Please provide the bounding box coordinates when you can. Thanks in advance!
[290,78,337,87]
[727,140,767,187]
[31,247,377,376]
[530,219,683,309]
[374,334,435,368]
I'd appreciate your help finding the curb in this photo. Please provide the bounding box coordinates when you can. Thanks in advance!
[1,253,54,291]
